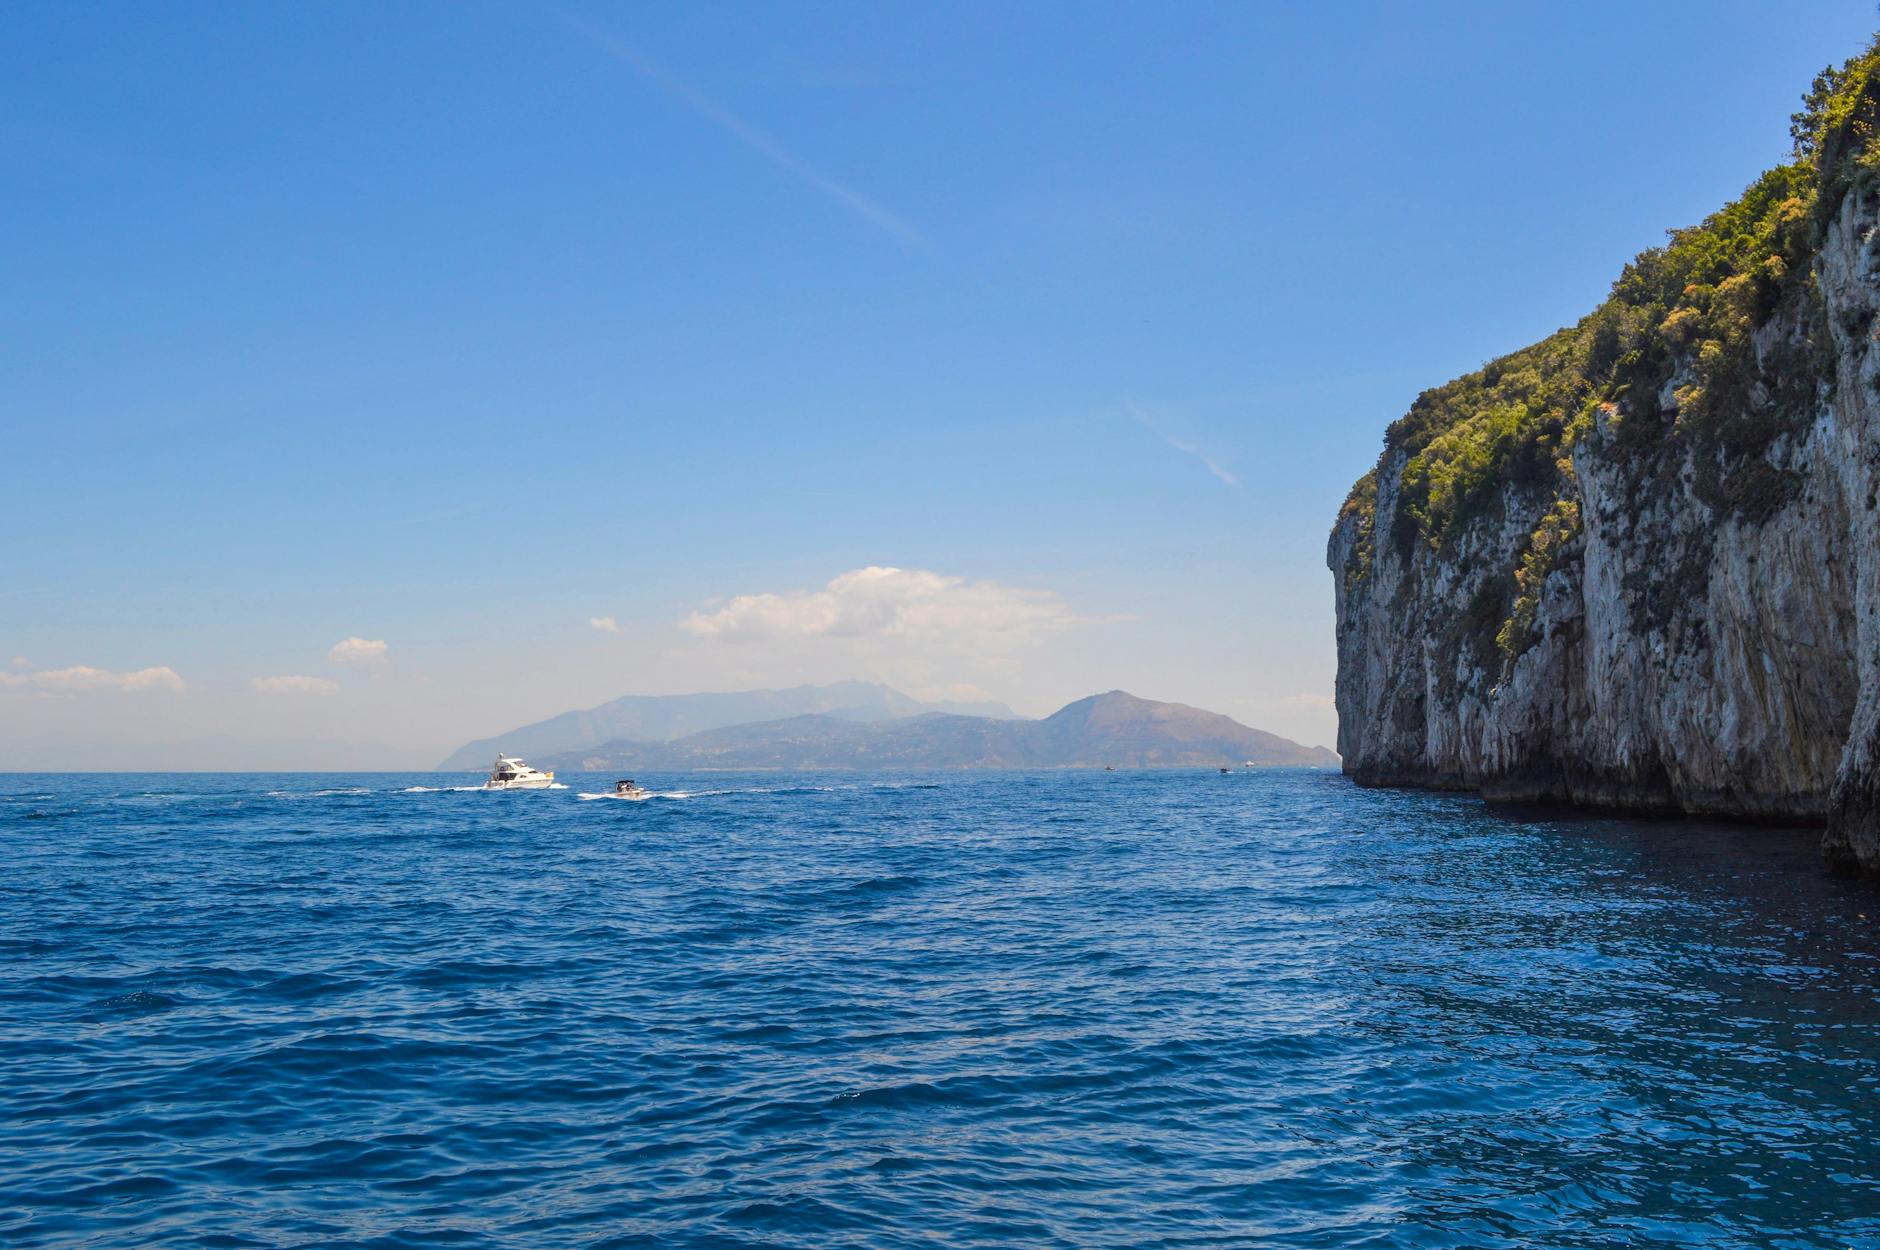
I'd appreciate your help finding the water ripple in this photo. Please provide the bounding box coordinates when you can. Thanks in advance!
[1,770,1877,1247]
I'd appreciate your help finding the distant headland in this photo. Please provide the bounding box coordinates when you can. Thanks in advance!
[1329,36,1880,872]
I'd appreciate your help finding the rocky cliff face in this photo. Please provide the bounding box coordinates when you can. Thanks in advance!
[1329,45,1880,872]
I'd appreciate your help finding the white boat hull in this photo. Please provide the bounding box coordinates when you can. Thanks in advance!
[484,754,556,789]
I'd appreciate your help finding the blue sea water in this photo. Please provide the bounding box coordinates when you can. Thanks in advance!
[2,769,1879,1248]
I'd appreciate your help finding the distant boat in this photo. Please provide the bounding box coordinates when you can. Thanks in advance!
[614,779,648,797]
[485,755,555,790]
[1105,765,1116,772]
[1219,767,1231,774]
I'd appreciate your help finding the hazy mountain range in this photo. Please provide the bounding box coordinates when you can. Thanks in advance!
[444,686,1338,773]
[437,681,1018,770]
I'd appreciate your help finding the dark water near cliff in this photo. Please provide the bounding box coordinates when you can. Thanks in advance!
[3,770,1879,1248]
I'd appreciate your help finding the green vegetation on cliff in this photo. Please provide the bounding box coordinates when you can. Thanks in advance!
[1338,37,1880,658]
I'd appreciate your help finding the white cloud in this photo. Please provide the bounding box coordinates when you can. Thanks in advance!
[9,656,24,667]
[589,616,622,634]
[0,665,185,693]
[329,636,388,665]
[250,675,339,695]
[1279,692,1337,711]
[682,566,1078,650]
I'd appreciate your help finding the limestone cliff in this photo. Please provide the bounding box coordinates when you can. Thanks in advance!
[1329,42,1880,872]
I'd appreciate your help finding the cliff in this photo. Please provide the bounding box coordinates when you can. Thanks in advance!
[1329,42,1880,872]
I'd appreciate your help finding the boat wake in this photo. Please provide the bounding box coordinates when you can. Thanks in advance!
[577,790,688,802]
[266,788,374,799]
[575,781,945,802]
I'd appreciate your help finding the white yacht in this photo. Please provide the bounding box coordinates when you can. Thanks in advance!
[485,755,556,789]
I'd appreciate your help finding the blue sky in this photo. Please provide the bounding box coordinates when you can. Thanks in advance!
[3,1,1873,767]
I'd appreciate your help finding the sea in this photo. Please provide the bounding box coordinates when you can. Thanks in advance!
[3,769,1878,1248]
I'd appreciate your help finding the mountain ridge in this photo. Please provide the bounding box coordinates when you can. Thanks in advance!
[437,681,1019,770]
[521,690,1338,772]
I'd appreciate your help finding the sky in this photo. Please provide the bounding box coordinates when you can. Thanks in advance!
[3,1,1875,768]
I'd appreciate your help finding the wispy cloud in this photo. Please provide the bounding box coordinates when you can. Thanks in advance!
[328,636,388,665]
[555,11,927,250]
[589,616,622,634]
[0,665,184,693]
[1124,400,1242,489]
[251,675,339,695]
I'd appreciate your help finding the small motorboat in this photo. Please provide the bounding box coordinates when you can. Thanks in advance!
[485,755,556,789]
[1219,767,1231,774]
[613,779,648,798]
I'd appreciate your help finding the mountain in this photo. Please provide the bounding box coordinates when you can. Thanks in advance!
[531,691,1338,772]
[1028,691,1329,765]
[437,681,1019,769]
[1328,37,1880,872]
